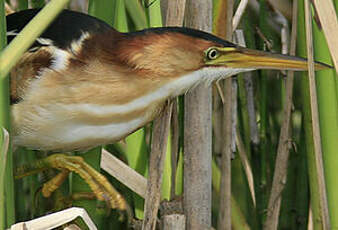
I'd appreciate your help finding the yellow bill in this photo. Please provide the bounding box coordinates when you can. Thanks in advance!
[205,47,331,71]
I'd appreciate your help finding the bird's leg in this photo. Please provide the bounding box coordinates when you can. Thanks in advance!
[15,154,128,213]
[42,169,69,197]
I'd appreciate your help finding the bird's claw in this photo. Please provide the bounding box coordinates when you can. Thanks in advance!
[15,153,131,219]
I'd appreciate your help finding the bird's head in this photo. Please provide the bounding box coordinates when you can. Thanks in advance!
[87,27,328,96]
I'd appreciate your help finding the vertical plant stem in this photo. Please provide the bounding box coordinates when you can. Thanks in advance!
[1,1,15,228]
[258,1,269,224]
[312,6,338,228]
[184,1,212,229]
[296,2,324,230]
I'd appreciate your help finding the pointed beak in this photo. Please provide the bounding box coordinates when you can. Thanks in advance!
[205,47,331,71]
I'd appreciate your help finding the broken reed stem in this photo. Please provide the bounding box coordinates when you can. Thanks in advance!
[263,1,297,229]
[142,103,173,230]
[304,0,330,228]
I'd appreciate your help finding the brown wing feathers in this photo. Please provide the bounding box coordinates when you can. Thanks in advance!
[10,48,53,104]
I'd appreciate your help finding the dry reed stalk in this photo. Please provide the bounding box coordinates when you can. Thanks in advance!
[142,103,173,230]
[183,1,213,229]
[263,1,298,229]
[9,208,96,230]
[101,149,147,198]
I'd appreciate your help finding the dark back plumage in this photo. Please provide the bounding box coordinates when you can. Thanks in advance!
[6,9,112,49]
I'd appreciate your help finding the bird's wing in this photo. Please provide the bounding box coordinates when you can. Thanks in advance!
[7,9,113,104]
[10,46,54,104]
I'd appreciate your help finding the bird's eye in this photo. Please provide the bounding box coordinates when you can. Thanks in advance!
[206,48,219,60]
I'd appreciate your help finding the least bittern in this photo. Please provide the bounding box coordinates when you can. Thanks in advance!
[6,9,329,214]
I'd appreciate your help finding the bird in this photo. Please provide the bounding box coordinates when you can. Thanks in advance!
[6,9,329,213]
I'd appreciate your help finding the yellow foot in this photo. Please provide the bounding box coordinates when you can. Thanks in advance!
[15,154,128,213]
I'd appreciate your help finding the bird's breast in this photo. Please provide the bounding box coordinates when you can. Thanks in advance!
[12,98,165,152]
